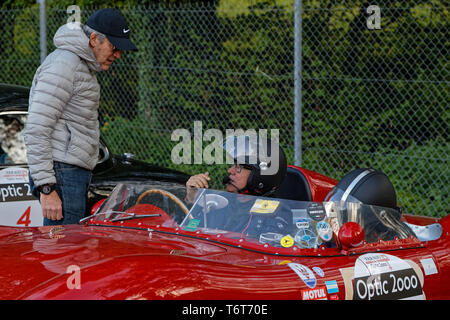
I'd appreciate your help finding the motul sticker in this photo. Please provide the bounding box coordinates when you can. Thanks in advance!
[340,253,425,300]
[301,287,327,300]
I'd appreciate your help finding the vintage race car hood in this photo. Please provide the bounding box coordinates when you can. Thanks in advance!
[0,224,236,299]
[0,224,307,299]
[1,217,448,300]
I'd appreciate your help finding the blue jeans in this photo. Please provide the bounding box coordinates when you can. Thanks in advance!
[29,161,92,225]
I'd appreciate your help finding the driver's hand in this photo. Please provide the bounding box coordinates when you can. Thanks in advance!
[185,172,210,203]
[186,172,210,189]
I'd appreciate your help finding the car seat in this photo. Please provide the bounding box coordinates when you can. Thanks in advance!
[273,166,312,201]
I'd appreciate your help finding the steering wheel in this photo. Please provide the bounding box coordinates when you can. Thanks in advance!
[136,189,189,216]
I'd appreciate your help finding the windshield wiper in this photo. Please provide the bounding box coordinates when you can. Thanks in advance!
[79,211,161,224]
[79,212,104,224]
[110,213,161,222]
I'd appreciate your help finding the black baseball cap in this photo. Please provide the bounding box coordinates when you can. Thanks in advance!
[86,8,138,51]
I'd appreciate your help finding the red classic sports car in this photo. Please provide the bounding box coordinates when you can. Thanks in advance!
[0,166,448,301]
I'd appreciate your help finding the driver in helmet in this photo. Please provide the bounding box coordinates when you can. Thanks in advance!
[184,134,291,239]
[186,134,287,199]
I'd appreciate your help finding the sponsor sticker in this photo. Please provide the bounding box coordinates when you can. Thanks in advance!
[288,263,317,289]
[0,167,29,183]
[312,266,325,277]
[316,220,333,241]
[280,235,294,248]
[325,280,339,294]
[0,167,35,202]
[250,199,280,214]
[420,258,438,276]
[295,218,310,229]
[328,294,339,300]
[346,253,425,300]
[184,218,200,231]
[0,167,42,227]
[306,202,326,221]
[301,286,328,300]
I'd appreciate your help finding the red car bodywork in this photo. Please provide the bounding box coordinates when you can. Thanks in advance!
[290,165,338,201]
[0,167,448,300]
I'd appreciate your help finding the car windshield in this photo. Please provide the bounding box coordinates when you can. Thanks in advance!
[183,188,336,248]
[92,183,416,250]
[92,182,191,227]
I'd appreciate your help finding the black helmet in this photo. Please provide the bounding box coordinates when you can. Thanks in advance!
[223,134,287,195]
[325,168,397,209]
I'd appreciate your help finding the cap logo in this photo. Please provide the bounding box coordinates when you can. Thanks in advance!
[86,8,138,51]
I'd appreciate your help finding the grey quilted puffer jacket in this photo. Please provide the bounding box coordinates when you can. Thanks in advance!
[24,24,104,187]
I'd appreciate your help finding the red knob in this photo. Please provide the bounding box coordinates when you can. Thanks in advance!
[338,222,365,251]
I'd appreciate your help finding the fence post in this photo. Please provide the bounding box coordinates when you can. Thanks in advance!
[37,0,47,63]
[294,0,302,166]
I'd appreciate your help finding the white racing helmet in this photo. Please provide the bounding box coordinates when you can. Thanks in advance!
[223,134,287,195]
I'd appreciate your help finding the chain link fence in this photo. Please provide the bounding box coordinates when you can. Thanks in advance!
[0,2,448,217]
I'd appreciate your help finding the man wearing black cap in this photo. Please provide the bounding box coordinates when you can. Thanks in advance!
[84,8,138,70]
[24,8,137,225]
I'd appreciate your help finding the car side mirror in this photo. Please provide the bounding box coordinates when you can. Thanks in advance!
[338,222,365,254]
[97,140,110,165]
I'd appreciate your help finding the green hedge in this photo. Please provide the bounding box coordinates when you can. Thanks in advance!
[1,1,448,217]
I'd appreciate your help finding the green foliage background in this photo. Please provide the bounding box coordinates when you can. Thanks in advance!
[0,0,448,217]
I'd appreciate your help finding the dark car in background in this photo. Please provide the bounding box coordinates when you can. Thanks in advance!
[0,83,189,226]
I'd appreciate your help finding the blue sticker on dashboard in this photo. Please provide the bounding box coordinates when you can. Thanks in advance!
[185,219,200,231]
[316,221,333,241]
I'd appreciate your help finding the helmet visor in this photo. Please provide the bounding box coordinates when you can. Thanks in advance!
[223,134,261,165]
[223,134,281,175]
